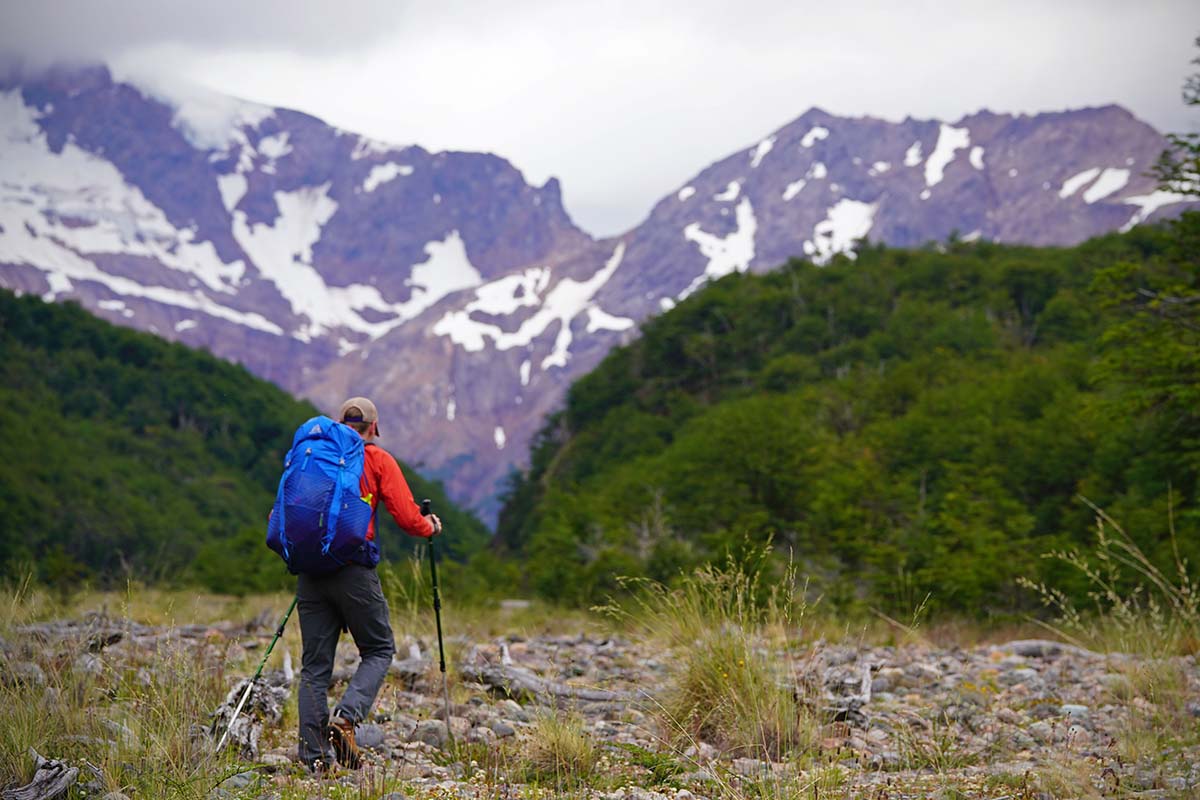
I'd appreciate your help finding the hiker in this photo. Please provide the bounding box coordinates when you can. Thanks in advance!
[295,396,441,771]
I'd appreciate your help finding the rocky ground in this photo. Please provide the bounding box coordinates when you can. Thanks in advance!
[4,612,1200,799]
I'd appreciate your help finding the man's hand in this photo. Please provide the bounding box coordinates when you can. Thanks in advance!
[425,513,443,536]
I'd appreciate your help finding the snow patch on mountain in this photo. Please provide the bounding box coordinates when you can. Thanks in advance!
[869,161,891,176]
[231,183,341,340]
[1120,190,1193,231]
[351,136,397,160]
[677,186,696,202]
[905,141,923,167]
[363,162,414,193]
[925,124,970,187]
[808,162,828,180]
[586,305,634,334]
[1059,168,1101,198]
[714,182,741,202]
[258,132,292,160]
[680,198,757,299]
[433,243,629,371]
[1082,168,1130,204]
[812,199,875,265]
[494,426,507,449]
[0,90,246,296]
[782,179,807,201]
[217,173,248,213]
[122,74,273,151]
[969,147,985,170]
[801,126,830,148]
[750,136,776,168]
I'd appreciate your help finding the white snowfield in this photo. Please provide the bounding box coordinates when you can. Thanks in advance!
[362,162,414,193]
[0,91,288,334]
[0,90,499,347]
[811,199,876,265]
[1059,168,1101,198]
[677,186,696,202]
[782,179,807,201]
[714,181,741,202]
[750,136,776,168]
[801,126,830,148]
[680,198,758,299]
[1082,168,1130,204]
[433,243,633,372]
[924,124,970,188]
[904,140,923,167]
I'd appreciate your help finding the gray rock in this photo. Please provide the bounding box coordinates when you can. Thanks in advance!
[209,770,260,798]
[489,720,516,738]
[467,726,497,744]
[11,661,46,686]
[1028,721,1054,744]
[355,723,386,749]
[74,653,103,676]
[1060,703,1089,720]
[731,757,771,777]
[496,698,530,721]
[409,719,449,748]
[999,667,1040,686]
[101,794,132,800]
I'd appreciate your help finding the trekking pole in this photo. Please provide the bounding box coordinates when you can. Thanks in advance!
[216,596,298,752]
[422,498,454,742]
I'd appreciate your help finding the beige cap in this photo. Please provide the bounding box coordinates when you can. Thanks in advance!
[338,396,380,434]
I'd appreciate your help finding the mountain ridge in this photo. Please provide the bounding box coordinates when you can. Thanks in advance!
[1,64,1195,522]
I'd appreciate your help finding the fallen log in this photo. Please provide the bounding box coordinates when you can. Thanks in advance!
[2,749,77,800]
[458,663,634,705]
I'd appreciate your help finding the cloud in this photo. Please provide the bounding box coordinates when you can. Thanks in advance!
[3,0,1198,236]
[0,0,408,64]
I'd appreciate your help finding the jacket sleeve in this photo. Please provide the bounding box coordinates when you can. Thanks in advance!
[375,449,434,538]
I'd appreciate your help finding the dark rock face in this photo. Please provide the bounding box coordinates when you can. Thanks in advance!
[1,65,1194,522]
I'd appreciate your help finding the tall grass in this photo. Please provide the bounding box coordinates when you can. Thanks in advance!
[601,547,819,762]
[1018,497,1200,774]
[1018,496,1199,655]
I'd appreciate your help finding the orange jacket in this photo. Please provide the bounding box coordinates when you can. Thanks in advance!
[361,442,434,541]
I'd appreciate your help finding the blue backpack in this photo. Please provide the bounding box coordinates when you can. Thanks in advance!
[266,415,378,574]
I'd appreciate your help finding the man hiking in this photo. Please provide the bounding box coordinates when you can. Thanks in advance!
[295,396,441,771]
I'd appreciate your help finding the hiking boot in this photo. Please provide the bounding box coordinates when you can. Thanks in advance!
[326,716,361,769]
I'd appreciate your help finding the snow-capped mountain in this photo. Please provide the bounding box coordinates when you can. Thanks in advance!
[1,66,1193,521]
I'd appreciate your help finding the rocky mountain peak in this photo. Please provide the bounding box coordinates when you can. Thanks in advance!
[1,66,1194,522]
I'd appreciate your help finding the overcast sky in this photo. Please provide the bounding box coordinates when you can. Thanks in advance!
[3,0,1198,236]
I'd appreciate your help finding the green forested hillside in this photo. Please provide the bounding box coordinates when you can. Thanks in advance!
[497,214,1200,614]
[0,291,489,593]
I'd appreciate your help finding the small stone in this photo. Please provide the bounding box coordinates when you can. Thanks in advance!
[731,757,770,777]
[496,698,530,721]
[209,771,259,798]
[353,722,386,749]
[995,707,1021,725]
[409,719,449,748]
[260,753,290,767]
[448,715,471,738]
[74,653,103,676]
[1060,704,1089,720]
[1066,724,1091,748]
[683,741,718,762]
[12,661,46,686]
[489,720,516,738]
[467,726,496,744]
[381,793,409,800]
[1028,721,1054,743]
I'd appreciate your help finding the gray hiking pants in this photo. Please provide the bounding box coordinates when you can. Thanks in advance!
[296,563,395,765]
